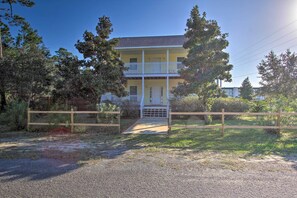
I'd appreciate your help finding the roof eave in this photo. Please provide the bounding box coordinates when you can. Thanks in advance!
[115,45,184,50]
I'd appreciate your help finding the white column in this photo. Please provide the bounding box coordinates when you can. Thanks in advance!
[141,49,145,118]
[142,49,144,75]
[166,49,170,118]
[166,49,169,74]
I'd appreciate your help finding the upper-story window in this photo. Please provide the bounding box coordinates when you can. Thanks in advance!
[129,58,138,70]
[177,57,185,69]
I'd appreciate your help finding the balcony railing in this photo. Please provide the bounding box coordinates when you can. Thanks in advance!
[124,62,184,75]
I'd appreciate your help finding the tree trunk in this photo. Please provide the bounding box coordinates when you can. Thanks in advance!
[202,98,212,125]
[0,90,7,111]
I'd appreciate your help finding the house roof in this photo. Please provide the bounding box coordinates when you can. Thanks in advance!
[116,35,186,48]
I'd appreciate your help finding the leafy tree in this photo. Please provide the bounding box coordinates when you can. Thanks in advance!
[0,0,35,110]
[0,22,54,107]
[239,77,253,100]
[52,48,82,107]
[173,5,232,124]
[75,16,127,104]
[257,50,297,99]
[16,23,54,106]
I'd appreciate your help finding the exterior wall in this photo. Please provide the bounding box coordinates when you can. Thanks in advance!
[169,78,184,98]
[125,79,142,103]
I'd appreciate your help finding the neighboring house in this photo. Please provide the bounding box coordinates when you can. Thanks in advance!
[101,35,187,118]
[221,87,264,100]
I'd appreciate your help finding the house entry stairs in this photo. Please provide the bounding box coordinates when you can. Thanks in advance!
[143,106,167,118]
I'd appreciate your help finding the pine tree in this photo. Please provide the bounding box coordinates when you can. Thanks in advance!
[173,5,232,123]
[257,50,297,99]
[75,16,127,104]
[239,77,253,100]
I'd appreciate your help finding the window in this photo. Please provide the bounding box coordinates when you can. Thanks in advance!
[129,58,137,71]
[177,57,185,69]
[129,86,137,102]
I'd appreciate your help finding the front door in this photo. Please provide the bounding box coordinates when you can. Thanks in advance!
[150,86,163,105]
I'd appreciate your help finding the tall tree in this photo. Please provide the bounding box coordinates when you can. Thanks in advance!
[173,5,232,123]
[0,0,35,58]
[1,22,54,107]
[257,50,297,99]
[52,48,82,106]
[75,16,127,104]
[240,77,254,100]
[0,0,35,110]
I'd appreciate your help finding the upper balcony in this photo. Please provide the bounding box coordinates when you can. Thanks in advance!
[124,62,184,77]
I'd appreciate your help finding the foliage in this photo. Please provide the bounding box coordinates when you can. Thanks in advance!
[47,104,70,128]
[0,100,27,130]
[211,98,250,119]
[170,95,204,112]
[239,77,253,100]
[173,5,232,124]
[0,0,35,111]
[97,102,119,123]
[120,100,140,118]
[75,16,127,104]
[258,50,297,99]
[52,48,82,105]
[0,22,54,110]
[250,100,268,112]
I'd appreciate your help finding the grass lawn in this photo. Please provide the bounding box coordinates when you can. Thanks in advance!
[123,116,297,157]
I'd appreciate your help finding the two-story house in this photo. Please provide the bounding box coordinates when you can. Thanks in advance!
[102,35,187,118]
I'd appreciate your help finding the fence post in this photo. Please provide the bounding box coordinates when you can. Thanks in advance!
[221,108,225,137]
[27,108,31,131]
[118,109,121,134]
[168,108,171,134]
[70,108,74,133]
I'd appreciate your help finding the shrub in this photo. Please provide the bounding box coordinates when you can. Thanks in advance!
[170,96,205,120]
[170,95,204,112]
[211,98,250,120]
[47,103,71,129]
[120,100,140,118]
[97,102,119,123]
[0,101,27,130]
[250,100,268,112]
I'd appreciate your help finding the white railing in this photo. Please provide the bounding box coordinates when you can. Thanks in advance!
[124,63,142,74]
[124,62,184,75]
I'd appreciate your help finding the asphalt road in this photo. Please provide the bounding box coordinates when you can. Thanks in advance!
[1,154,297,198]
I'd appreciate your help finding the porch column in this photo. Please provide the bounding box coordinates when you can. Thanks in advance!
[141,49,145,118]
[166,49,170,117]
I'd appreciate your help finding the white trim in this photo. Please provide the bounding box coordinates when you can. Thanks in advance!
[115,45,183,50]
[125,73,180,78]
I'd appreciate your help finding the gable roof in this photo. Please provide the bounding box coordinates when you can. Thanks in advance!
[116,35,186,48]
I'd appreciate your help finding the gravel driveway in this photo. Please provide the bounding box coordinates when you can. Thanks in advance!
[1,151,297,198]
[1,132,297,197]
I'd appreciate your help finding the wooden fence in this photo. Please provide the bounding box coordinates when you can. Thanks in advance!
[27,108,121,133]
[168,109,297,136]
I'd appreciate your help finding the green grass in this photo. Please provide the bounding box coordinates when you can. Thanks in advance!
[123,117,297,156]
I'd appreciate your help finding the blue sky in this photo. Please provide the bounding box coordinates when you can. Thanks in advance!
[11,0,297,87]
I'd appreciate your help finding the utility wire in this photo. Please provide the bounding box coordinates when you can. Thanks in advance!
[232,19,297,58]
[232,28,297,62]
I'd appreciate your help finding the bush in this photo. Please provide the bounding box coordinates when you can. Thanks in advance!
[170,96,205,120]
[97,102,119,123]
[211,98,250,120]
[47,103,71,129]
[120,100,140,118]
[0,101,27,130]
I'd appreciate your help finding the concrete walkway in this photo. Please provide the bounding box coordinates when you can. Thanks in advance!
[123,118,168,134]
